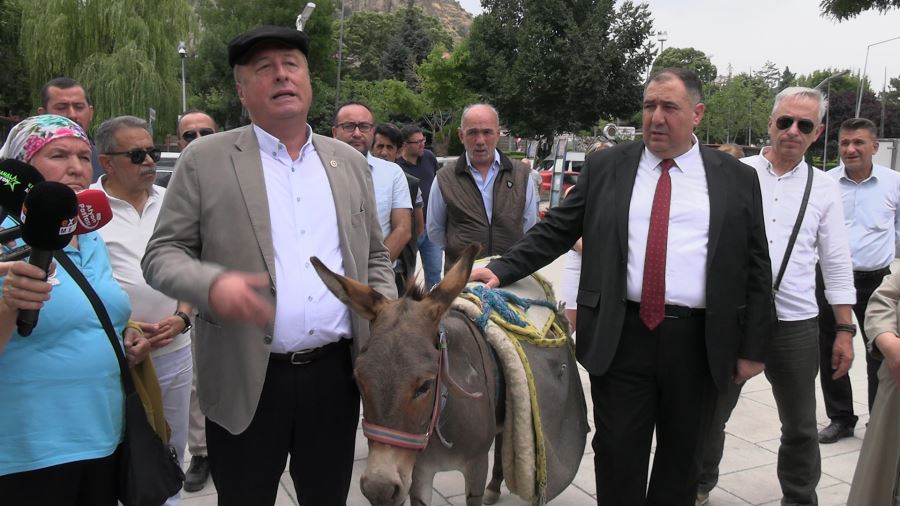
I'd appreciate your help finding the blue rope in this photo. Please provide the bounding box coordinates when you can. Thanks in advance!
[463,285,556,331]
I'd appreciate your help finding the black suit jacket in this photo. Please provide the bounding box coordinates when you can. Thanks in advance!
[488,141,774,390]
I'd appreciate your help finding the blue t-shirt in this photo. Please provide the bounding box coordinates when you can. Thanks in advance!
[0,226,131,476]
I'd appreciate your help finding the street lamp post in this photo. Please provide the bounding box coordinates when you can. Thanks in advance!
[296,2,316,31]
[855,35,900,118]
[177,41,187,114]
[816,70,849,168]
[657,30,667,54]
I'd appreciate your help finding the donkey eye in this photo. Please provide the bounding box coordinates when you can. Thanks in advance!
[413,380,434,399]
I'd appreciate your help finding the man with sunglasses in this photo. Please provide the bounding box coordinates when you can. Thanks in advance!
[814,117,900,445]
[92,115,194,506]
[177,111,217,150]
[698,87,855,506]
[143,26,395,505]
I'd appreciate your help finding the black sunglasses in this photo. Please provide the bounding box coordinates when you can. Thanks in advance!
[182,128,215,143]
[105,148,162,165]
[775,116,816,135]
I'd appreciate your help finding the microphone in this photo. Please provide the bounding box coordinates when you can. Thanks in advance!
[16,181,78,336]
[73,189,113,234]
[0,159,45,225]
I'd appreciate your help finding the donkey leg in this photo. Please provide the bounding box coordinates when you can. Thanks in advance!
[484,434,503,504]
[462,453,491,506]
[409,465,436,506]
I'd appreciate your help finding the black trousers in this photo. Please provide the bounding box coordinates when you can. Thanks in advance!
[0,450,118,506]
[206,339,361,506]
[815,266,887,423]
[590,306,716,506]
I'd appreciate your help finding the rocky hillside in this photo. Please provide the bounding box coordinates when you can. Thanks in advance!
[344,0,474,40]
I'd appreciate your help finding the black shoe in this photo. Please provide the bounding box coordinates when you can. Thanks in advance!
[818,421,855,444]
[183,455,210,492]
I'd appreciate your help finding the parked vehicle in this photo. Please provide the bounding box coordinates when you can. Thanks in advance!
[155,151,179,187]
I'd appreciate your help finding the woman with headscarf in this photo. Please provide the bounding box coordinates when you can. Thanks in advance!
[0,114,150,505]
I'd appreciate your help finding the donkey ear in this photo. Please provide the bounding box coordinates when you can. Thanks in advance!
[311,256,387,321]
[424,243,480,318]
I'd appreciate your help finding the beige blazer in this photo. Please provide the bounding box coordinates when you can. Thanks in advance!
[142,125,396,434]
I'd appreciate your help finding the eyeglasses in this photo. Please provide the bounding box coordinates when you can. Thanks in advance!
[105,148,162,165]
[182,128,215,143]
[335,122,373,133]
[775,116,816,135]
[405,138,425,145]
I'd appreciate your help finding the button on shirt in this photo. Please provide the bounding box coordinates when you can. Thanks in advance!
[366,153,412,241]
[626,138,709,308]
[426,150,538,248]
[90,180,189,358]
[254,124,351,353]
[827,164,900,271]
[743,150,855,320]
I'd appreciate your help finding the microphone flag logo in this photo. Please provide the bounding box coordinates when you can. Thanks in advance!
[77,203,102,230]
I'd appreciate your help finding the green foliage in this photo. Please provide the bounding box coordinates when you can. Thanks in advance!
[468,0,655,139]
[820,0,900,19]
[755,61,781,90]
[651,47,718,86]
[18,0,194,140]
[338,79,425,123]
[189,0,337,130]
[779,67,796,91]
[416,42,480,153]
[795,68,870,95]
[697,73,772,145]
[0,0,29,117]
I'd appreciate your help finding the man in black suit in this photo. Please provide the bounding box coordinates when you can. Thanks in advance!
[470,68,774,505]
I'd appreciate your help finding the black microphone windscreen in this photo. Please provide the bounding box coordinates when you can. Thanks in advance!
[0,160,46,223]
[20,182,77,251]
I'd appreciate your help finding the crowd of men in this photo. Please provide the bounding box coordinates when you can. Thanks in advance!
[11,22,900,506]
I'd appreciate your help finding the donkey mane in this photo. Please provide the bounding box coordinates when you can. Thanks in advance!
[403,279,429,302]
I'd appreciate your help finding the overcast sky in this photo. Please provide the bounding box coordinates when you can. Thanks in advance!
[455,0,900,92]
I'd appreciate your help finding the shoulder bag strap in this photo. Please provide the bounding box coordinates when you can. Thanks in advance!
[53,250,136,395]
[774,164,814,292]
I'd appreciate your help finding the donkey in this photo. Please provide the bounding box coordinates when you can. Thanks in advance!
[312,244,502,506]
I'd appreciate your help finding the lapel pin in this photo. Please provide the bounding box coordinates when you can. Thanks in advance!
[330,160,338,168]
[507,181,513,188]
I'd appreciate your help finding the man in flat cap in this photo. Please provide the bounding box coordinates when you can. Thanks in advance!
[142,25,395,505]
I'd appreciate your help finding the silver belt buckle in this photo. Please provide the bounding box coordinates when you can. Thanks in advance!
[288,350,314,365]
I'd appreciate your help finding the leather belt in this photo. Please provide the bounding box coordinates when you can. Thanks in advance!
[853,267,890,280]
[626,300,705,318]
[270,339,348,365]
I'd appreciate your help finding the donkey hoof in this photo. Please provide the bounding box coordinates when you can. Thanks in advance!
[483,488,500,504]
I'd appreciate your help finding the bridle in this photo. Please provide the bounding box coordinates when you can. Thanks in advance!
[360,322,482,450]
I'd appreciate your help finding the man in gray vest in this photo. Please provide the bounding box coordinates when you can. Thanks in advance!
[426,103,538,269]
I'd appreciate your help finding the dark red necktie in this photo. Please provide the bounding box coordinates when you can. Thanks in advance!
[640,158,675,330]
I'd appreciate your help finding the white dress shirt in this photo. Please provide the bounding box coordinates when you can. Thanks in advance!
[743,150,855,321]
[254,125,351,353]
[627,137,709,308]
[826,164,900,271]
[90,180,189,358]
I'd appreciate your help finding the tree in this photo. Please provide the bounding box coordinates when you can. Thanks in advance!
[0,0,29,119]
[755,60,781,90]
[337,79,425,123]
[820,0,900,19]
[417,43,480,154]
[884,76,900,105]
[779,67,796,91]
[468,0,655,140]
[189,0,337,131]
[18,0,194,140]
[651,47,717,86]
[698,73,772,145]
[795,68,868,95]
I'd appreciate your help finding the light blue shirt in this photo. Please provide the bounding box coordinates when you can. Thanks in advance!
[366,153,412,241]
[254,124,351,352]
[0,227,130,476]
[826,164,900,271]
[426,150,538,248]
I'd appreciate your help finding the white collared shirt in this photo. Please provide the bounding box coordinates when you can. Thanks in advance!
[365,152,412,241]
[627,137,709,308]
[254,124,351,353]
[743,149,855,321]
[90,180,189,358]
[826,164,900,271]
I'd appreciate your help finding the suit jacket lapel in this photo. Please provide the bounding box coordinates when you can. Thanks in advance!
[701,147,726,269]
[231,126,277,281]
[616,143,643,261]
[311,134,358,279]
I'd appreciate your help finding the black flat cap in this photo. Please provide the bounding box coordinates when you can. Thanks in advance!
[228,25,309,67]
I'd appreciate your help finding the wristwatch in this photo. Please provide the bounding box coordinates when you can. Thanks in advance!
[835,323,857,335]
[174,310,193,334]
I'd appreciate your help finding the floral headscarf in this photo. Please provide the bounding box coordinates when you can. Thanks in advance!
[0,114,91,163]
